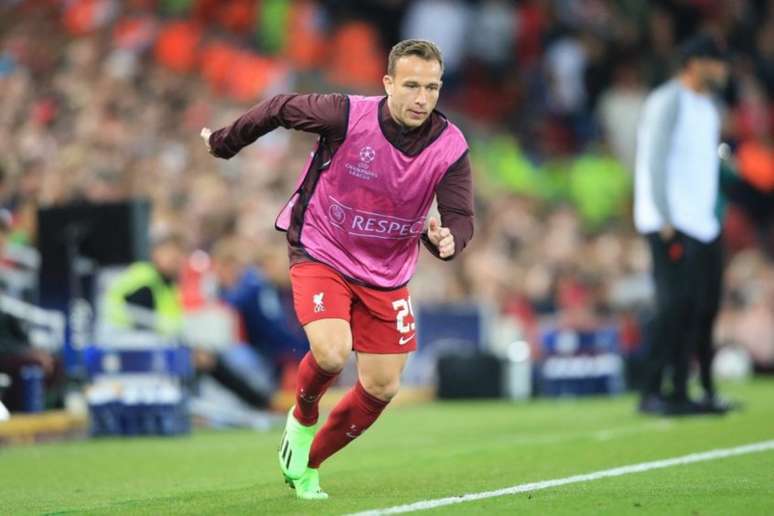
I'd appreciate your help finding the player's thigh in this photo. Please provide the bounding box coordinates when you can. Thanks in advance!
[290,262,355,369]
[356,351,409,401]
[350,285,416,353]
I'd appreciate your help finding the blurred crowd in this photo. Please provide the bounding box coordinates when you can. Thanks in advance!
[0,0,773,373]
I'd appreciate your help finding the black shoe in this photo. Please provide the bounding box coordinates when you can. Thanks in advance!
[638,394,670,415]
[698,394,739,414]
[664,397,707,416]
[666,394,734,416]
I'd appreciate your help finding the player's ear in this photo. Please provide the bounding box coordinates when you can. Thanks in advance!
[383,74,393,96]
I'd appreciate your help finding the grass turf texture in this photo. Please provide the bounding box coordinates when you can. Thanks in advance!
[2,379,773,515]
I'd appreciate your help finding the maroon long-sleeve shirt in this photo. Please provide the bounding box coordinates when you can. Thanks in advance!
[209,93,474,275]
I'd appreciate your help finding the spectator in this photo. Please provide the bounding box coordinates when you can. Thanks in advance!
[212,237,308,389]
[597,60,647,172]
[104,232,186,335]
[0,1,771,392]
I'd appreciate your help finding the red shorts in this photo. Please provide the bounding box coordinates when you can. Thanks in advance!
[290,262,417,354]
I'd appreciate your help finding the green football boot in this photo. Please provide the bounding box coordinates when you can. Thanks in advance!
[290,468,328,500]
[278,407,318,480]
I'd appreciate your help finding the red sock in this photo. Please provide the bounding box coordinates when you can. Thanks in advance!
[293,352,339,426]
[308,382,389,468]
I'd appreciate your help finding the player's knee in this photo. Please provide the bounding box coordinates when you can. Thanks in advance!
[361,377,400,402]
[305,319,352,372]
[310,337,350,372]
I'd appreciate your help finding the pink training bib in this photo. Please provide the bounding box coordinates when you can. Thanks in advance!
[277,96,467,289]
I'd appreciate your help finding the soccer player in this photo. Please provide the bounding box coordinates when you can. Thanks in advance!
[201,39,474,499]
[634,34,729,416]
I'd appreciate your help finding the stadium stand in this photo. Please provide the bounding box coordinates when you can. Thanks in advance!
[0,0,772,429]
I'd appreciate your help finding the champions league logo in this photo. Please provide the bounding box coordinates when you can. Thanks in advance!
[359,146,376,164]
[346,146,379,180]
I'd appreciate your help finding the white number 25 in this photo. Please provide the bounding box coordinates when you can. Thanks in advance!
[391,297,415,334]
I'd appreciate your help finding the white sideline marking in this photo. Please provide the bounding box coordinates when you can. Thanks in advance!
[346,439,774,516]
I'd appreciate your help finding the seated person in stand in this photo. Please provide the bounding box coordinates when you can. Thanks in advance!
[212,238,309,396]
[104,232,270,409]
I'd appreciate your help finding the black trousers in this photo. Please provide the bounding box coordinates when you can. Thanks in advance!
[641,231,723,400]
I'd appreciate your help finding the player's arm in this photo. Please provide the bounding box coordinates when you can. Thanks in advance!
[422,151,474,260]
[201,93,348,159]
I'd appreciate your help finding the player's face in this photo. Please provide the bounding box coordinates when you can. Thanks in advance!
[383,55,443,128]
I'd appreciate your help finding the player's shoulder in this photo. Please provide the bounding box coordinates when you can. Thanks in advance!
[310,92,349,109]
[290,91,348,102]
[344,95,381,127]
[285,92,350,122]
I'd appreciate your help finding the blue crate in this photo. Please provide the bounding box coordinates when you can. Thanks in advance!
[82,344,192,437]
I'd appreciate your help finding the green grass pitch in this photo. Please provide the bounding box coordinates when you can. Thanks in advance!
[2,379,773,515]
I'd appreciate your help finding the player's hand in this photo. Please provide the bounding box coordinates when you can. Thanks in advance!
[659,224,675,241]
[427,217,455,259]
[200,127,213,154]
